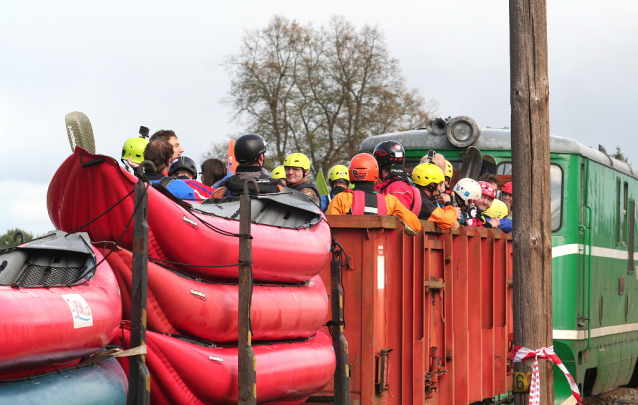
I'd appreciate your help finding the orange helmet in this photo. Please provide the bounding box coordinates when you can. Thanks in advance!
[349,153,379,182]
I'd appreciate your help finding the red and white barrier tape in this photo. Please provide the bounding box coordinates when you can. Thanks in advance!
[512,345,582,405]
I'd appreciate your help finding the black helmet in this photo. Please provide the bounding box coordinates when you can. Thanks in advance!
[169,156,198,179]
[234,134,266,164]
[373,141,405,168]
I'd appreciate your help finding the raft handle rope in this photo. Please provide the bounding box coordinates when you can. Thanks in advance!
[0,347,137,384]
[11,182,151,290]
[326,240,349,332]
[512,345,582,405]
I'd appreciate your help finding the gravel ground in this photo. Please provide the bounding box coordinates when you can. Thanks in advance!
[584,388,638,404]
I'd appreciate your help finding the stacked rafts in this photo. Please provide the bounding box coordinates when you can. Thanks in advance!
[0,232,127,405]
[47,148,336,405]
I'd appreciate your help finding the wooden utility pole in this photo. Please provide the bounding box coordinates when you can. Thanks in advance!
[238,180,257,405]
[128,163,152,405]
[510,0,553,404]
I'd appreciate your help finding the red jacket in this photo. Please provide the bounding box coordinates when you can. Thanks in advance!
[375,177,422,215]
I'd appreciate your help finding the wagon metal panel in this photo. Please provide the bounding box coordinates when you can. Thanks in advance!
[315,217,513,404]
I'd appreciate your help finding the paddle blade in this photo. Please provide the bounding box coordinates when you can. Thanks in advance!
[65,112,95,153]
[459,146,482,180]
[316,171,329,196]
[227,139,236,174]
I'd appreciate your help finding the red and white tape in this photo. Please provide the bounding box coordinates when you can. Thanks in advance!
[512,345,582,405]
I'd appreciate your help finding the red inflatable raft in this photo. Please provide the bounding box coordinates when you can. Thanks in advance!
[115,324,335,405]
[48,148,331,283]
[0,232,121,379]
[104,245,329,342]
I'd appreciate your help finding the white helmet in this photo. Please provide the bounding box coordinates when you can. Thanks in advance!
[453,178,482,203]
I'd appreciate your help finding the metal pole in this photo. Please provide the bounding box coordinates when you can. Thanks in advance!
[510,1,553,404]
[238,180,258,405]
[127,161,153,405]
[330,242,351,405]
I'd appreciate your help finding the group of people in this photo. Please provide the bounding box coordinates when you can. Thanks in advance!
[120,132,513,234]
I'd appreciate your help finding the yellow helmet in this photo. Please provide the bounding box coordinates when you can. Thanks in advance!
[271,165,286,179]
[483,199,508,219]
[412,163,444,187]
[328,165,350,183]
[445,160,453,179]
[284,153,311,171]
[122,137,149,164]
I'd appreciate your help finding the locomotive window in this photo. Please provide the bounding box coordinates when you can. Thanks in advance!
[617,178,622,245]
[496,162,563,231]
[550,165,563,231]
[623,182,629,245]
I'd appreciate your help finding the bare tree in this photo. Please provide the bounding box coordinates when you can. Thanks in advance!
[212,15,436,175]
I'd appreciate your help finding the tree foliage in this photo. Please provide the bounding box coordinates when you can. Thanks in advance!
[0,228,34,249]
[214,15,436,174]
[613,146,629,164]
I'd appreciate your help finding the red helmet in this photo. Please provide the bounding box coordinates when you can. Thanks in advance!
[349,153,379,182]
[478,181,496,199]
[502,181,513,195]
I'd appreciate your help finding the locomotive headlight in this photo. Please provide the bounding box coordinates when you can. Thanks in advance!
[446,116,481,147]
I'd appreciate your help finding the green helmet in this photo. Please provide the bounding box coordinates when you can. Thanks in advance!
[284,153,311,171]
[271,165,286,179]
[122,137,149,164]
[412,163,444,187]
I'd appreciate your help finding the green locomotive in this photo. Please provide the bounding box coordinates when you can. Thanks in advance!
[360,116,638,404]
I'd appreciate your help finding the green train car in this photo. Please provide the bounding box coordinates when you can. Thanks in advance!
[360,116,638,405]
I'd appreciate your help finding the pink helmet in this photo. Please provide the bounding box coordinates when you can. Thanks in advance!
[478,181,496,199]
[502,181,513,195]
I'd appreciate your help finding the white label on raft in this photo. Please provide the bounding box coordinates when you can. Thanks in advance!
[61,294,93,328]
[209,356,223,364]
[377,245,385,290]
[183,216,198,227]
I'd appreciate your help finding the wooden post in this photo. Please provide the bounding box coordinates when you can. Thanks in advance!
[238,180,257,405]
[127,163,152,405]
[510,0,553,404]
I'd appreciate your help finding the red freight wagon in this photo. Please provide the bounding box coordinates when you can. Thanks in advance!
[312,216,513,405]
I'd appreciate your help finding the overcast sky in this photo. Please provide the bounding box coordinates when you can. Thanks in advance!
[2,1,637,236]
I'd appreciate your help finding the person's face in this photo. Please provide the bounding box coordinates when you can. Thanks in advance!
[285,166,304,184]
[502,192,513,206]
[333,179,349,189]
[168,136,183,159]
[434,181,445,196]
[477,195,494,211]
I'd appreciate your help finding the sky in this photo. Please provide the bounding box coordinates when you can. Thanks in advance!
[2,1,637,236]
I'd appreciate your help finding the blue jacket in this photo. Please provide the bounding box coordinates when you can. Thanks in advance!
[147,176,196,200]
[498,217,513,234]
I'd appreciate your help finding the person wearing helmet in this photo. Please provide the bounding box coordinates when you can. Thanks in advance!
[213,134,284,197]
[283,153,320,199]
[121,137,149,172]
[452,178,482,226]
[373,141,422,215]
[465,180,498,228]
[320,165,350,212]
[168,156,214,200]
[270,165,287,186]
[500,181,513,219]
[142,140,195,200]
[326,153,422,235]
[481,199,512,234]
[149,129,184,160]
[444,160,454,186]
[420,150,447,174]
[411,163,461,230]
